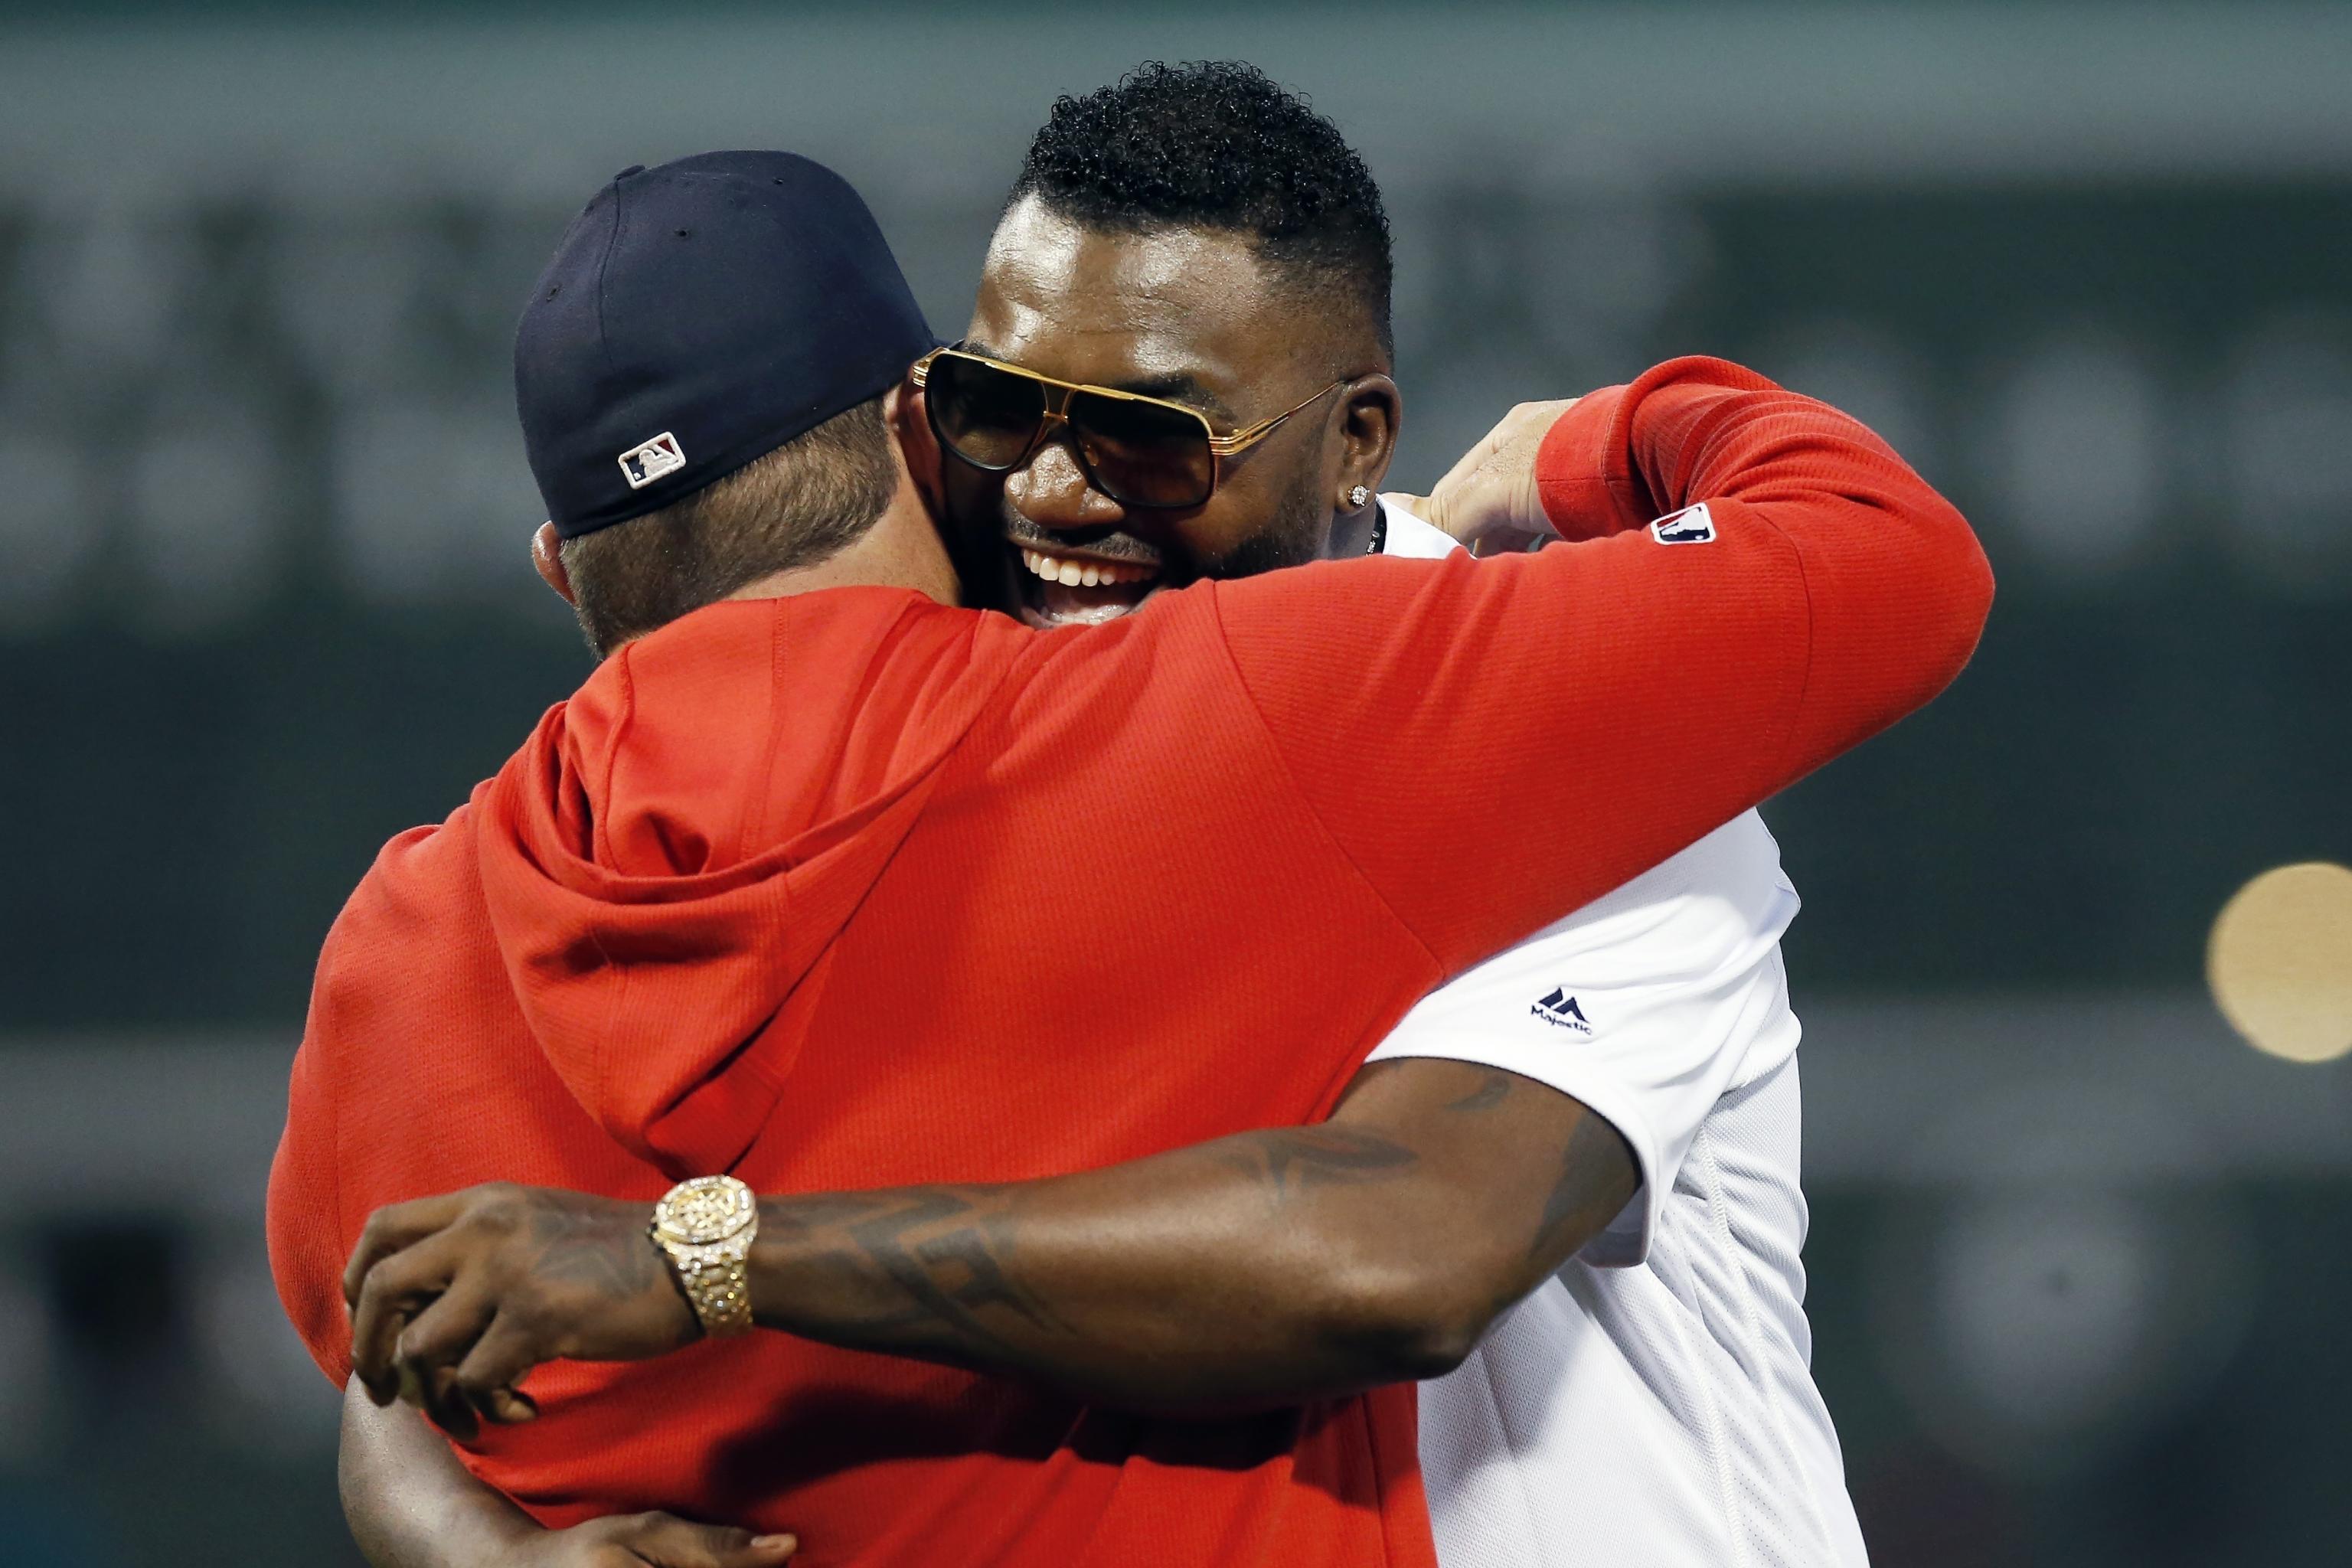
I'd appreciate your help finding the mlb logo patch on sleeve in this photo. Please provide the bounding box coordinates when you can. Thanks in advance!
[619,431,687,488]
[1649,503,1715,544]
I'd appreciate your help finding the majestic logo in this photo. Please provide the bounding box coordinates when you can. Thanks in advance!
[1650,503,1716,545]
[1530,988,1593,1034]
[618,431,687,489]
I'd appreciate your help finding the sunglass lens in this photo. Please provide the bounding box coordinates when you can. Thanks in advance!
[927,354,1047,470]
[1070,392,1215,509]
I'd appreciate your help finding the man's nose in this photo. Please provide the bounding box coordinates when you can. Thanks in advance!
[1004,433,1125,531]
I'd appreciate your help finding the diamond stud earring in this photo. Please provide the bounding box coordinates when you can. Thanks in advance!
[1348,485,1370,508]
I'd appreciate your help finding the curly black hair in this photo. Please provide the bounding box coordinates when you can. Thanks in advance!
[1008,60,1393,362]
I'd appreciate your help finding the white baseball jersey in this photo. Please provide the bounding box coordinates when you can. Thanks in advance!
[1368,505,1867,1568]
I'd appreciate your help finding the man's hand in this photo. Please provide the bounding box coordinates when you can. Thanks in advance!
[511,1513,797,1568]
[343,1183,697,1439]
[1390,397,1576,556]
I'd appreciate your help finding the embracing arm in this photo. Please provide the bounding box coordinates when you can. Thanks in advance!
[1214,357,1993,974]
[343,1056,1631,1433]
[738,1055,1628,1411]
[340,1378,537,1567]
[339,1374,799,1568]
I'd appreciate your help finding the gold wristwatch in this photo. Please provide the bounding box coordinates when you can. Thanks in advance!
[648,1174,758,1338]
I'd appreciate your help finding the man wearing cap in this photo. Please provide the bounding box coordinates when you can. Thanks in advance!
[273,136,1988,1568]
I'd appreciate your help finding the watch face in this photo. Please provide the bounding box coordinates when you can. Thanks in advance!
[655,1174,755,1246]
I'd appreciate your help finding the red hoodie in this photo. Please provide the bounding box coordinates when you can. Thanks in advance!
[270,360,1991,1567]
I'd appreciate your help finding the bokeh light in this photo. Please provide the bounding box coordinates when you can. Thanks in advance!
[2207,861,2352,1063]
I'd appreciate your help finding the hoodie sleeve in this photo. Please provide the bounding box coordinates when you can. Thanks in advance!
[269,820,463,1387]
[267,913,368,1389]
[1211,356,1992,977]
[266,1042,351,1387]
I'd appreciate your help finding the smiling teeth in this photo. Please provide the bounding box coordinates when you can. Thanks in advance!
[1021,549,1155,587]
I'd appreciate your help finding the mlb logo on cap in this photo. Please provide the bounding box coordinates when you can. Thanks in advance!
[619,432,687,489]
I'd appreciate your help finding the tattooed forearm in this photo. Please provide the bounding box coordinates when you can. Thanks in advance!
[756,1126,1415,1349]
[845,1190,1067,1337]
[741,1124,1434,1406]
[754,1187,1064,1353]
[735,1061,1636,1412]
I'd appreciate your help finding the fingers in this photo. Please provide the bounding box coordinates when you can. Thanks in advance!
[348,1229,464,1405]
[1387,400,1512,540]
[1420,399,1577,550]
[391,1282,498,1439]
[475,1381,541,1429]
[449,1310,547,1429]
[609,1511,798,1566]
[343,1190,475,1308]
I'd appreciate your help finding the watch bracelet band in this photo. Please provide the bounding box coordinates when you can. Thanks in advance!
[664,1230,754,1338]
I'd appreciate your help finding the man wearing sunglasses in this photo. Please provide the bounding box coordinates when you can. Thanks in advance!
[298,79,1987,1568]
[909,64,1864,1568]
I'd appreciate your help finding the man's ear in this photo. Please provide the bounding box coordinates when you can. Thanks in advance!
[887,377,946,524]
[531,521,577,606]
[1335,373,1402,504]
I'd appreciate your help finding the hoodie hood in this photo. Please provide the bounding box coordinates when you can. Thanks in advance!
[475,590,1008,1175]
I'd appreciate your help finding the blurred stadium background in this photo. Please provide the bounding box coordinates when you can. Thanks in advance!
[2,2,2348,1563]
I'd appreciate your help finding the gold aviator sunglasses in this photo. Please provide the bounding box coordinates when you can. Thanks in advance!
[911,346,1344,511]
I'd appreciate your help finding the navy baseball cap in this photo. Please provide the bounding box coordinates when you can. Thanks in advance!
[516,151,937,539]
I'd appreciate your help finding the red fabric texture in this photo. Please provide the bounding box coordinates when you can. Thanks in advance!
[269,358,1991,1567]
